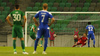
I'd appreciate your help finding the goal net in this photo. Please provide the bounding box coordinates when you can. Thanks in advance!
[25,11,100,47]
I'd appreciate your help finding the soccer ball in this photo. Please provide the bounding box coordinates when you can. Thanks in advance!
[74,35,77,38]
[53,34,57,37]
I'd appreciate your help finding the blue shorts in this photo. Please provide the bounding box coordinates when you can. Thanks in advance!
[88,33,95,40]
[36,26,50,39]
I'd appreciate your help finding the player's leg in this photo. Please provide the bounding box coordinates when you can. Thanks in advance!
[81,42,86,47]
[17,27,28,54]
[40,37,43,47]
[53,40,54,46]
[33,28,42,54]
[88,34,90,47]
[42,28,50,54]
[72,41,81,47]
[12,27,17,54]
[91,33,95,47]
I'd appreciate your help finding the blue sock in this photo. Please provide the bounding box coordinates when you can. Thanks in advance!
[88,40,90,47]
[93,39,95,45]
[34,38,39,51]
[44,38,48,51]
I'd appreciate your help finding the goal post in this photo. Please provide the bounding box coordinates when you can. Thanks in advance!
[25,11,100,47]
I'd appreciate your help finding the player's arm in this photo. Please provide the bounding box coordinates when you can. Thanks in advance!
[33,17,39,26]
[22,16,26,27]
[93,29,95,34]
[6,16,13,27]
[33,27,36,33]
[48,17,55,26]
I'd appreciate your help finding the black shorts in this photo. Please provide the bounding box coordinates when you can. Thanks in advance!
[74,39,78,42]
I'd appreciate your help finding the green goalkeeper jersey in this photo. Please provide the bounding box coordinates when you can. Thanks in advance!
[30,24,37,36]
[8,10,25,25]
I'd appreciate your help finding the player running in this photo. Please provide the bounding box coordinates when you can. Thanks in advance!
[33,3,55,54]
[72,33,87,47]
[86,22,95,47]
[6,5,28,54]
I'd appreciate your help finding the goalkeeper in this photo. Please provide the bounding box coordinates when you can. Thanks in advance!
[30,24,37,41]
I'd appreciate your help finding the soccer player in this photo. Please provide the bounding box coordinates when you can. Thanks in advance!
[86,22,95,47]
[33,3,55,54]
[6,5,28,54]
[50,28,56,47]
[72,33,87,47]
[29,24,37,41]
[74,28,79,44]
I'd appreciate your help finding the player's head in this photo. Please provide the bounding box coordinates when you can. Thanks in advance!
[83,33,86,37]
[42,3,48,10]
[15,4,20,10]
[51,28,53,31]
[76,27,78,31]
[88,22,91,25]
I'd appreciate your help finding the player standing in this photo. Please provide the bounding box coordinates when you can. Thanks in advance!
[74,28,79,45]
[86,22,95,47]
[33,3,55,54]
[6,5,28,54]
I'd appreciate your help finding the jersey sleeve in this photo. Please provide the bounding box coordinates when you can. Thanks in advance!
[93,26,95,29]
[86,26,88,30]
[21,11,25,17]
[8,12,12,17]
[48,12,53,18]
[34,11,39,18]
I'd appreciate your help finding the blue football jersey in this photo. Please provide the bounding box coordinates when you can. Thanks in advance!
[86,25,95,34]
[34,10,53,25]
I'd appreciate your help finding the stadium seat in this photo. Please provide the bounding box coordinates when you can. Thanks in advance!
[82,7,88,12]
[0,11,1,15]
[53,3,59,7]
[95,7,100,11]
[26,7,32,11]
[76,7,81,12]
[88,7,94,11]
[80,0,85,3]
[55,0,61,3]
[4,7,10,11]
[0,15,6,22]
[1,2,6,7]
[48,7,51,11]
[84,3,90,7]
[68,0,74,3]
[66,15,71,20]
[71,15,78,20]
[55,24,60,28]
[98,0,100,2]
[2,11,9,16]
[74,0,79,3]
[51,7,57,11]
[63,7,69,11]
[59,3,65,8]
[72,3,77,7]
[43,0,49,3]
[86,0,92,3]
[0,0,2,3]
[61,0,67,3]
[69,7,75,11]
[35,2,40,7]
[3,0,9,2]
[58,15,65,19]
[57,7,63,11]
[49,0,55,3]
[65,3,71,8]
[0,7,4,11]
[29,2,35,7]
[9,0,15,4]
[48,3,53,7]
[38,7,42,10]
[33,7,38,11]
[77,3,84,7]
[97,3,100,7]
[90,3,96,7]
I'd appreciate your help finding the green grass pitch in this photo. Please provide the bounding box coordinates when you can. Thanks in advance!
[0,47,100,56]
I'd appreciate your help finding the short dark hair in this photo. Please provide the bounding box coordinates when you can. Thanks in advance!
[88,22,91,25]
[43,3,48,9]
[15,5,19,9]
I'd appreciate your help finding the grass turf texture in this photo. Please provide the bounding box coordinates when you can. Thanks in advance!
[0,47,100,56]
